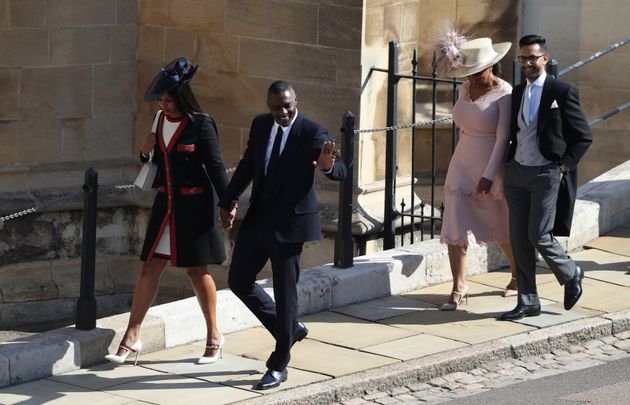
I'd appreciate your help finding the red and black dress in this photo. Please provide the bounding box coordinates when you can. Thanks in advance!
[139,111,228,267]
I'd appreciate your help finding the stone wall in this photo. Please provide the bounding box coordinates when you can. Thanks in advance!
[354,0,520,243]
[135,0,362,172]
[0,0,363,330]
[0,0,139,194]
[522,0,630,185]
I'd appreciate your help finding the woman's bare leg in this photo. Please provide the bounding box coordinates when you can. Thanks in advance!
[115,257,168,355]
[186,266,221,357]
[447,244,468,304]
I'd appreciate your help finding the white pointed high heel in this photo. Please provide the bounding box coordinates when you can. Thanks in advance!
[105,340,143,365]
[196,335,225,364]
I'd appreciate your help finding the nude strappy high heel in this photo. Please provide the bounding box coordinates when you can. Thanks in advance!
[196,335,225,364]
[440,286,469,311]
[502,277,518,297]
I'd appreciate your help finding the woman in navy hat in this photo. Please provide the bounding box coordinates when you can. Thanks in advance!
[106,58,229,365]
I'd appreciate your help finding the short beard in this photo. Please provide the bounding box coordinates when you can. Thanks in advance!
[523,66,542,81]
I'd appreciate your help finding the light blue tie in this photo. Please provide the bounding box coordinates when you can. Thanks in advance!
[527,84,536,124]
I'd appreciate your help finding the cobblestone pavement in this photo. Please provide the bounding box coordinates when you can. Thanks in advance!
[337,331,630,404]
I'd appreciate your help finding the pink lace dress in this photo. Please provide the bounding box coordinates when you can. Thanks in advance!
[440,79,512,246]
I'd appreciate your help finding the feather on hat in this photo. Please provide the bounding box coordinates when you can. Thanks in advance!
[433,26,511,78]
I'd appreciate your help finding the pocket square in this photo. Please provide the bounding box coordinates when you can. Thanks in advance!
[551,100,559,109]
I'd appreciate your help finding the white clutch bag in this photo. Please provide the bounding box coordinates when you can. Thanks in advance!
[133,152,158,191]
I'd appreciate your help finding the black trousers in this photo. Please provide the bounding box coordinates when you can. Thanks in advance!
[228,213,303,371]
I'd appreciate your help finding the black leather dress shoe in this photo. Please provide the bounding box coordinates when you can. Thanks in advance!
[564,265,584,310]
[499,304,541,321]
[255,368,287,390]
[292,322,308,346]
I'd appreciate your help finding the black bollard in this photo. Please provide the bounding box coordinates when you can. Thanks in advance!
[76,168,98,330]
[334,111,355,268]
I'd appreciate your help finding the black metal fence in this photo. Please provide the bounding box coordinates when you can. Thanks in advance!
[334,35,630,257]
[378,40,462,250]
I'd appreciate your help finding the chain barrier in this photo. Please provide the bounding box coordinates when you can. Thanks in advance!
[1,116,449,224]
[353,116,452,134]
[1,117,449,224]
[0,167,239,223]
[0,190,83,223]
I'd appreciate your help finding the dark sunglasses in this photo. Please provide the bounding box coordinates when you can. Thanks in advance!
[517,54,547,64]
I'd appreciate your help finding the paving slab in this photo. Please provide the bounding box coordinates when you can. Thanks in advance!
[333,295,436,321]
[537,277,630,313]
[299,311,417,349]
[0,378,134,404]
[102,373,260,404]
[584,225,630,257]
[244,339,399,377]
[468,266,556,289]
[513,302,602,328]
[571,249,630,287]
[139,345,265,384]
[48,362,165,390]
[223,326,276,356]
[380,309,536,344]
[457,282,556,317]
[223,366,330,394]
[361,333,469,361]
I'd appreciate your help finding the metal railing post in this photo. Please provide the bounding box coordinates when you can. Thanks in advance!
[334,111,355,268]
[547,58,558,78]
[76,168,98,330]
[384,40,398,250]
[512,57,522,87]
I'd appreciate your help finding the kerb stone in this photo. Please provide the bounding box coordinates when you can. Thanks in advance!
[0,333,80,386]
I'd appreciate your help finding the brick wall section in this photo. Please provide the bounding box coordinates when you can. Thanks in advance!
[135,0,363,170]
[0,0,138,193]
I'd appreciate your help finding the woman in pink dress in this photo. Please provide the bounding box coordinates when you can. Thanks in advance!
[434,35,518,310]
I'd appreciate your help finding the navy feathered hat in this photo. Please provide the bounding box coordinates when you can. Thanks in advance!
[144,57,199,101]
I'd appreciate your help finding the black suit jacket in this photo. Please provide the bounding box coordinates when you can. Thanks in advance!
[219,112,347,243]
[506,76,592,235]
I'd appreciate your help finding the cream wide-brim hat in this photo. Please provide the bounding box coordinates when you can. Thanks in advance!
[446,38,512,78]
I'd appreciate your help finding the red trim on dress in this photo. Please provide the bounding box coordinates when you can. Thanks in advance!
[166,116,189,152]
[146,113,169,264]
[145,113,190,266]
[157,185,204,195]
[165,114,185,123]
[176,144,195,152]
[179,186,204,195]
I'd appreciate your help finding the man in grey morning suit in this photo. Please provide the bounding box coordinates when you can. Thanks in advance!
[499,35,592,321]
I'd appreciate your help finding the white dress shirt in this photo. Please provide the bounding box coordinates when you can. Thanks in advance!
[524,70,546,125]
[264,110,298,174]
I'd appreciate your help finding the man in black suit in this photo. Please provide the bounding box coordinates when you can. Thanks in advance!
[218,81,347,389]
[500,35,592,321]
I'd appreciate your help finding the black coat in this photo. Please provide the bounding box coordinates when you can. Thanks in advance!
[140,112,228,267]
[506,76,592,236]
[218,112,347,243]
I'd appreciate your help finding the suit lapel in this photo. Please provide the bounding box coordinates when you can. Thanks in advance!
[257,115,275,178]
[537,76,555,133]
[511,84,525,137]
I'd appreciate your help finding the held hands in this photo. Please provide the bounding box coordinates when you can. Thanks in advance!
[313,141,338,171]
[475,177,493,195]
[219,207,237,230]
[141,133,156,156]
